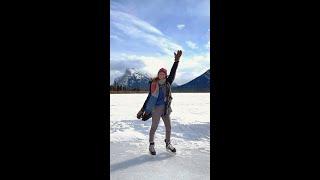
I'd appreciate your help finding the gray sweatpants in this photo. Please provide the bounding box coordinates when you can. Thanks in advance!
[149,104,171,144]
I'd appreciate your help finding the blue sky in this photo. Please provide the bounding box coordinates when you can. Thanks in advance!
[110,0,210,85]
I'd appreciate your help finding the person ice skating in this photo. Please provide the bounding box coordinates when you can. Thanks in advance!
[136,50,182,155]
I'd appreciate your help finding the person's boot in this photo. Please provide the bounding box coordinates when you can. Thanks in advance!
[165,139,176,153]
[149,142,156,155]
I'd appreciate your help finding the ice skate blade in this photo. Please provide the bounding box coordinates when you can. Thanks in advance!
[166,149,177,154]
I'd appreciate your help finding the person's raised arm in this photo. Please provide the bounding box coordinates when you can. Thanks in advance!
[167,50,182,85]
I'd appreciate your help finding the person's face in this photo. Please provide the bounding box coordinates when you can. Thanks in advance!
[158,72,166,80]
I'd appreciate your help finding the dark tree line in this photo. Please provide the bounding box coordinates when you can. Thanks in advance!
[110,83,146,92]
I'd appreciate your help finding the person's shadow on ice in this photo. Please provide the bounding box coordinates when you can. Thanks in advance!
[110,152,174,172]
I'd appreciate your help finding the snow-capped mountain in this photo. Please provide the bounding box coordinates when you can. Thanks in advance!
[173,69,210,92]
[113,68,210,92]
[113,68,152,90]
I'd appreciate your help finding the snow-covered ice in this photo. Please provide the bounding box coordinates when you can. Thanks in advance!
[110,93,210,180]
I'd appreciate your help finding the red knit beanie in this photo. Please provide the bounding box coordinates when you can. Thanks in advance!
[158,68,167,76]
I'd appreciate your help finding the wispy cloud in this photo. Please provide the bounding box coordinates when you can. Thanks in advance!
[110,0,210,85]
[177,24,185,30]
[205,41,210,49]
[110,58,145,72]
[186,41,198,49]
[110,9,183,55]
[175,52,210,84]
[110,35,123,41]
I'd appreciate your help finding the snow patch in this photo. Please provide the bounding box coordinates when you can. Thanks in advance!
[110,93,210,179]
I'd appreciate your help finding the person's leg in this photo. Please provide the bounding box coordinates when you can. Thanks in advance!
[162,112,176,152]
[162,113,171,143]
[149,107,161,143]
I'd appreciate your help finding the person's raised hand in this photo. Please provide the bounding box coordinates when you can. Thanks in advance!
[174,50,182,62]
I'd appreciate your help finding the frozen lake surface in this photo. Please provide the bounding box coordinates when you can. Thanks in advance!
[110,93,211,180]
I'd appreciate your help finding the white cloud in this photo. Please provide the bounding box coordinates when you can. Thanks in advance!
[110,52,210,85]
[176,52,210,83]
[186,41,198,49]
[177,24,185,30]
[110,70,124,85]
[115,54,172,77]
[179,53,210,71]
[110,9,183,55]
[110,35,122,41]
[111,9,163,36]
[110,58,144,72]
[205,41,210,49]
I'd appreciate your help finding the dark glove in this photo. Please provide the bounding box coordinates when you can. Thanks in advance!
[137,109,144,119]
[141,111,152,121]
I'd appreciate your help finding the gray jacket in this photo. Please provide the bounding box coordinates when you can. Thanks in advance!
[142,61,179,116]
